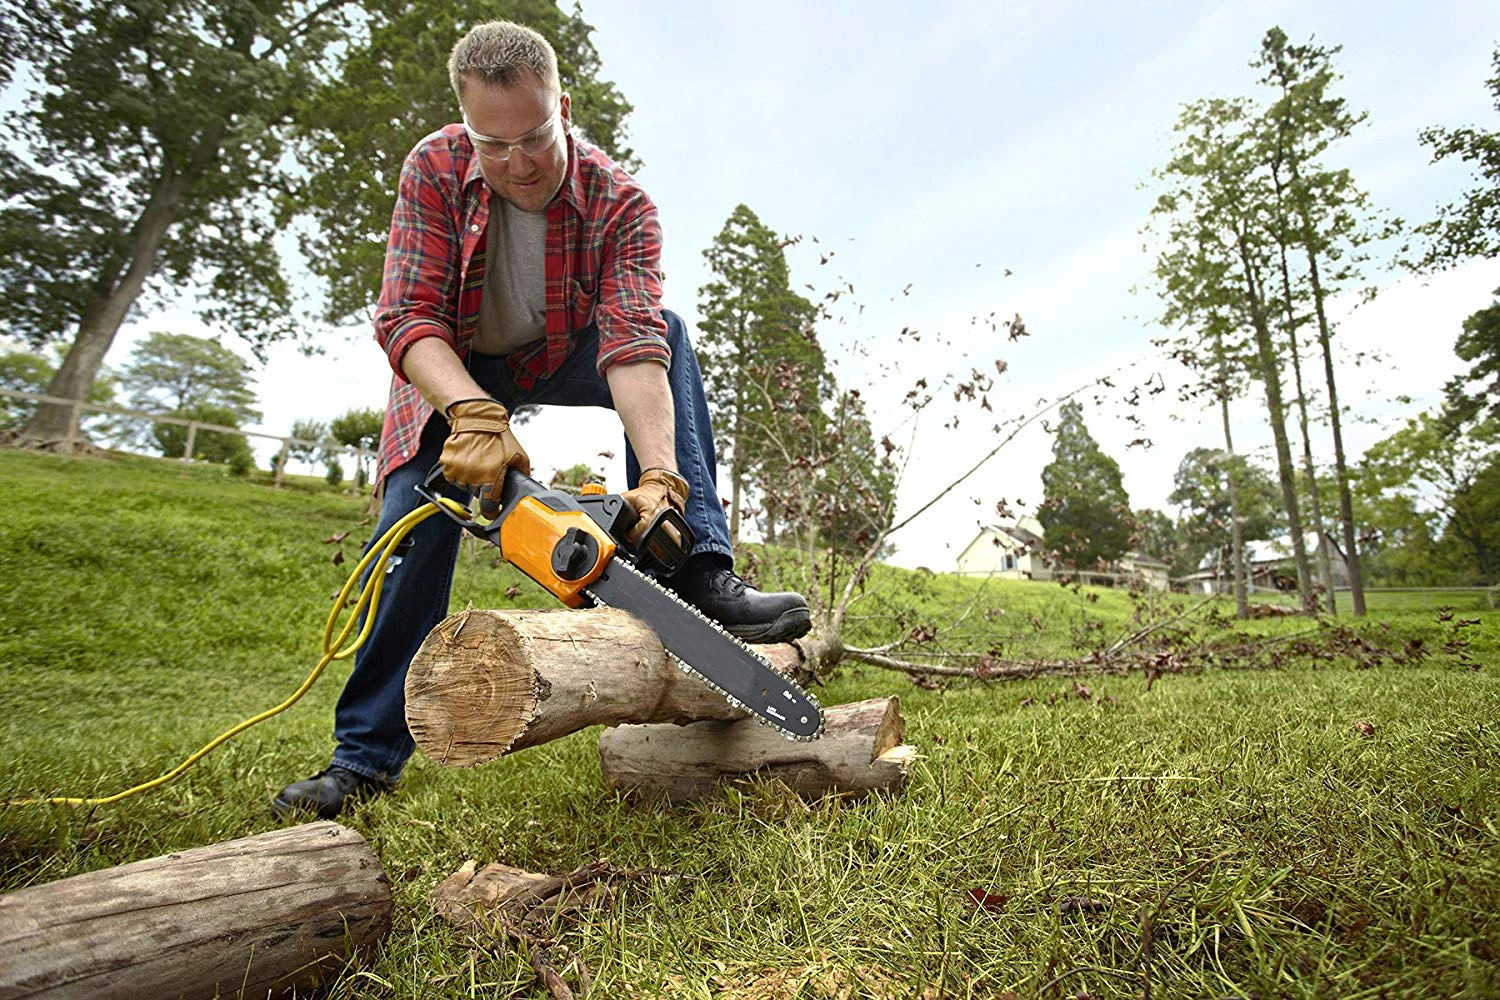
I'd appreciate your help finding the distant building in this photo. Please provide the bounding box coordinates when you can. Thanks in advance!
[956,518,1170,592]
[1175,533,1349,595]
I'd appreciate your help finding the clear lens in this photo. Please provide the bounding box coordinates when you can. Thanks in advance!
[466,113,558,162]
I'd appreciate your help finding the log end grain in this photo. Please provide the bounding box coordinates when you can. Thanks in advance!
[405,610,542,767]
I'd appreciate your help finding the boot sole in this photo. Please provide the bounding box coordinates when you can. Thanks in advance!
[724,607,812,644]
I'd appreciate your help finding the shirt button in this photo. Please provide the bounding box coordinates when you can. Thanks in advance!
[470,224,480,233]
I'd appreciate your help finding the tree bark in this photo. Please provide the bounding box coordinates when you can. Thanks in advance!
[1233,222,1315,611]
[402,608,903,800]
[599,697,912,803]
[0,821,391,1000]
[1214,326,1250,618]
[1301,231,1367,614]
[1271,195,1337,612]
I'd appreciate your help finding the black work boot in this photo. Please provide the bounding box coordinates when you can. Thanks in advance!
[272,766,391,820]
[669,555,812,644]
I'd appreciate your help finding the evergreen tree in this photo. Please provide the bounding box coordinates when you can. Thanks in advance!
[696,205,827,545]
[1039,400,1133,570]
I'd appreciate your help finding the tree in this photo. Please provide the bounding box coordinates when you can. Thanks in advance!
[696,205,827,545]
[1362,410,1500,585]
[287,418,330,466]
[0,0,634,444]
[1418,47,1500,268]
[1152,95,1317,611]
[1169,448,1284,577]
[1254,26,1380,615]
[329,407,383,488]
[117,333,260,423]
[1444,289,1500,426]
[0,1,331,442]
[1038,401,1132,570]
[1130,507,1181,570]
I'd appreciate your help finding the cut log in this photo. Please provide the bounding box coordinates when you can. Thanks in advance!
[0,821,391,1000]
[600,696,914,803]
[403,609,915,802]
[405,607,753,766]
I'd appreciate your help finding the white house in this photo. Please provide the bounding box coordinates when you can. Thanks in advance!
[956,518,1171,592]
[955,518,1050,580]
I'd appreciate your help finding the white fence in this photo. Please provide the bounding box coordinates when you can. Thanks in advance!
[1,387,370,489]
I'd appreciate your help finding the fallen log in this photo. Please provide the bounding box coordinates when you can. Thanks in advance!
[403,609,914,800]
[599,697,914,803]
[0,821,391,1000]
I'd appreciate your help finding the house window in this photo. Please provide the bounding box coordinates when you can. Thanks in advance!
[1005,554,1015,570]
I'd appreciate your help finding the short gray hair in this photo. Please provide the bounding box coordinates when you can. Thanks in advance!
[448,21,560,101]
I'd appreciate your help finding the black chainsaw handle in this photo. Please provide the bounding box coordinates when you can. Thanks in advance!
[413,464,694,575]
[414,464,542,539]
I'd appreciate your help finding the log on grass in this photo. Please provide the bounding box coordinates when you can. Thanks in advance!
[405,607,752,766]
[599,697,915,803]
[403,609,915,801]
[0,821,391,1000]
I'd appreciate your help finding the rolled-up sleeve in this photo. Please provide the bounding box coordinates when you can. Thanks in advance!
[594,190,669,376]
[374,142,463,381]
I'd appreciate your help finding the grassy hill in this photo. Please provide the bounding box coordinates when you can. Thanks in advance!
[0,448,1496,998]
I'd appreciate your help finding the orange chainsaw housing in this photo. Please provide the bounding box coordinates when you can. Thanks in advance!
[497,496,618,607]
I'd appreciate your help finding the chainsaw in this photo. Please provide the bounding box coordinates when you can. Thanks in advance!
[415,466,824,741]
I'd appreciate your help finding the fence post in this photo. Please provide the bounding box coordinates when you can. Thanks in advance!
[182,422,198,463]
[273,438,290,489]
[64,400,84,451]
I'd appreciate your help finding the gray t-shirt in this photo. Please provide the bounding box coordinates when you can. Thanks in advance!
[473,196,547,356]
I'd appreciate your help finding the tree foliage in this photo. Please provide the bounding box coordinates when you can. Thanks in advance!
[152,401,255,474]
[118,333,260,423]
[1445,288,1500,426]
[1039,400,1132,569]
[1169,447,1284,573]
[1361,410,1500,585]
[1418,47,1500,268]
[329,406,383,486]
[696,204,828,545]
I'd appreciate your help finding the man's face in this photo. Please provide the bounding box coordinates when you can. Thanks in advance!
[459,74,570,213]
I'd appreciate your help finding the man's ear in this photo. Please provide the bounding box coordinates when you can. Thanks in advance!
[560,91,572,125]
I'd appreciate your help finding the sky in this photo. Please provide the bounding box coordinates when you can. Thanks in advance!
[39,0,1500,568]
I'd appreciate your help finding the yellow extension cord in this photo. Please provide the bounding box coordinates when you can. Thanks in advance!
[7,496,471,809]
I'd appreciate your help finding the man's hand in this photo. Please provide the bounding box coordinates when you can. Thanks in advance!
[440,398,531,516]
[621,468,688,545]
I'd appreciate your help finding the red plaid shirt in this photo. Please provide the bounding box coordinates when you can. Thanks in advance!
[373,124,668,485]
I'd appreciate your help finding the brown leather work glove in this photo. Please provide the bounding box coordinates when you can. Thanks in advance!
[621,468,689,545]
[440,398,531,517]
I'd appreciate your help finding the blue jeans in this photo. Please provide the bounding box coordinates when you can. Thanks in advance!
[331,310,732,782]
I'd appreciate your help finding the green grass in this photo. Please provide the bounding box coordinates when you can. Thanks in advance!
[1,448,1497,998]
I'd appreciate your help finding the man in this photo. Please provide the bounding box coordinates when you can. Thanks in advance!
[273,21,811,819]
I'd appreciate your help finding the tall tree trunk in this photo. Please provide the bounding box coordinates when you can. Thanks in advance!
[1271,201,1337,613]
[1233,224,1315,611]
[1215,330,1249,618]
[20,121,226,446]
[1296,221,1367,614]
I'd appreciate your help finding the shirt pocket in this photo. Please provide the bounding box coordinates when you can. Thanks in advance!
[567,276,597,333]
